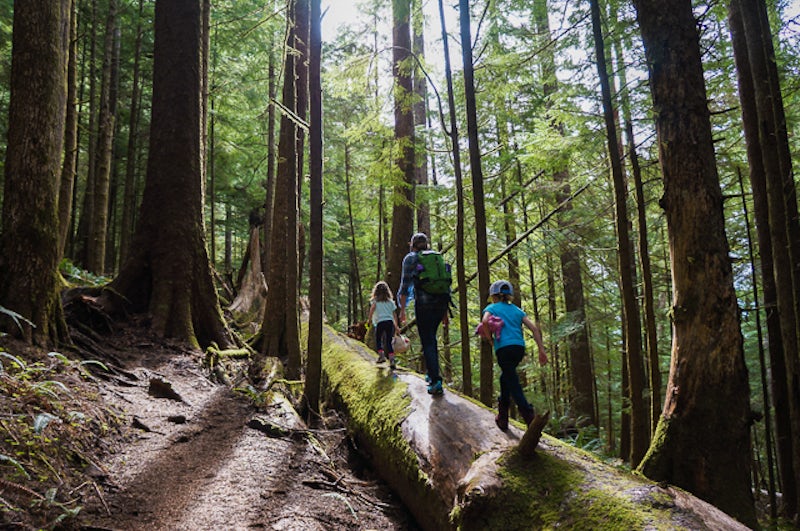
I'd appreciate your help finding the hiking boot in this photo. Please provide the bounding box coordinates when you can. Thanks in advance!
[389,354,397,370]
[376,350,387,363]
[427,379,443,396]
[520,406,536,426]
[495,398,510,431]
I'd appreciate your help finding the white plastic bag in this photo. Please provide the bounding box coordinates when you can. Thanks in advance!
[392,334,410,354]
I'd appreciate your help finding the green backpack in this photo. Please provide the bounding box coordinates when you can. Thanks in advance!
[415,250,452,294]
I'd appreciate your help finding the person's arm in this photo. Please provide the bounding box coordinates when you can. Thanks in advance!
[522,316,548,365]
[367,302,375,326]
[478,311,494,342]
[391,301,400,333]
[397,254,413,323]
[397,294,407,324]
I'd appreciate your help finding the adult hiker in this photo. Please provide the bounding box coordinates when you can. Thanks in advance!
[397,232,451,395]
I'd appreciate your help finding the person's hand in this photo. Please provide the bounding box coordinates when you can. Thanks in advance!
[538,349,548,366]
[398,309,406,324]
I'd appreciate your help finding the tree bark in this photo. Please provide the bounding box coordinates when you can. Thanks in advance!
[305,0,323,418]
[589,0,647,464]
[737,0,800,517]
[412,0,430,237]
[294,0,309,291]
[437,0,471,397]
[627,121,661,437]
[632,0,756,525]
[58,0,79,259]
[119,0,145,266]
[261,42,277,277]
[320,324,753,531]
[344,145,364,318]
[250,0,301,383]
[533,0,596,427]
[0,0,70,346]
[102,0,234,351]
[87,0,118,274]
[458,0,493,406]
[609,0,662,436]
[729,0,794,516]
[228,224,266,317]
[386,0,415,297]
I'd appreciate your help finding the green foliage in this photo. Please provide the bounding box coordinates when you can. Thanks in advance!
[0,305,35,335]
[0,346,121,529]
[59,259,110,287]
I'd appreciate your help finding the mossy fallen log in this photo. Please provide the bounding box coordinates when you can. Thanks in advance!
[320,324,752,531]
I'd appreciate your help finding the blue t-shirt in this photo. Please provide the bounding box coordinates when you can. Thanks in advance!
[483,301,526,350]
[372,300,397,325]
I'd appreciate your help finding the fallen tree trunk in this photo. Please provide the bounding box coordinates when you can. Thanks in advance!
[320,325,752,530]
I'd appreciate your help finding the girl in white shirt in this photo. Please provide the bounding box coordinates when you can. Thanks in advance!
[367,281,401,368]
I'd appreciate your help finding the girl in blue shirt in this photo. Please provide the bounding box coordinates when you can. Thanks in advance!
[481,280,548,430]
[367,281,400,368]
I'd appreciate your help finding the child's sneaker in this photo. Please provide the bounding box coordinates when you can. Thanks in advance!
[376,350,387,363]
[427,379,443,396]
[389,354,397,370]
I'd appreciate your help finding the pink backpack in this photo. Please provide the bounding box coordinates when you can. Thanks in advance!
[475,315,504,341]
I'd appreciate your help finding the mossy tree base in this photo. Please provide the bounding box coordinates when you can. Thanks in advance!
[320,324,753,530]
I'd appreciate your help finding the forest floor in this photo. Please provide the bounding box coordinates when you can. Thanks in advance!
[0,320,418,530]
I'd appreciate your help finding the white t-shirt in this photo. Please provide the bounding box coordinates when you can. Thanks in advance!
[372,300,397,325]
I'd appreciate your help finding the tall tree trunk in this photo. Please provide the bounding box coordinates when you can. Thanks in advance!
[533,0,596,427]
[608,0,662,436]
[102,0,234,351]
[344,145,364,318]
[304,0,323,418]
[200,0,210,203]
[0,0,70,346]
[632,0,756,525]
[386,0,415,296]
[75,0,99,268]
[627,121,661,435]
[119,0,145,265]
[412,0,430,236]
[589,0,647,464]
[737,0,800,517]
[262,43,277,277]
[294,0,309,290]
[208,29,217,268]
[438,0,471,397]
[251,0,302,383]
[729,0,794,516]
[458,0,493,406]
[496,122,521,308]
[58,0,79,258]
[738,166,779,518]
[224,202,233,273]
[87,0,117,274]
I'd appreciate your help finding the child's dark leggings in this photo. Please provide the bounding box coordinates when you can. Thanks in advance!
[495,344,531,410]
[375,320,394,353]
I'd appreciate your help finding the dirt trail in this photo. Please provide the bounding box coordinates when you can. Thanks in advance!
[76,331,415,530]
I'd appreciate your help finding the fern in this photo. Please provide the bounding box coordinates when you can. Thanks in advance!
[0,455,31,480]
[0,305,35,333]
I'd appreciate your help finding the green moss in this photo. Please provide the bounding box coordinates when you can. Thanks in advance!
[637,415,671,478]
[454,439,695,531]
[320,327,419,476]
